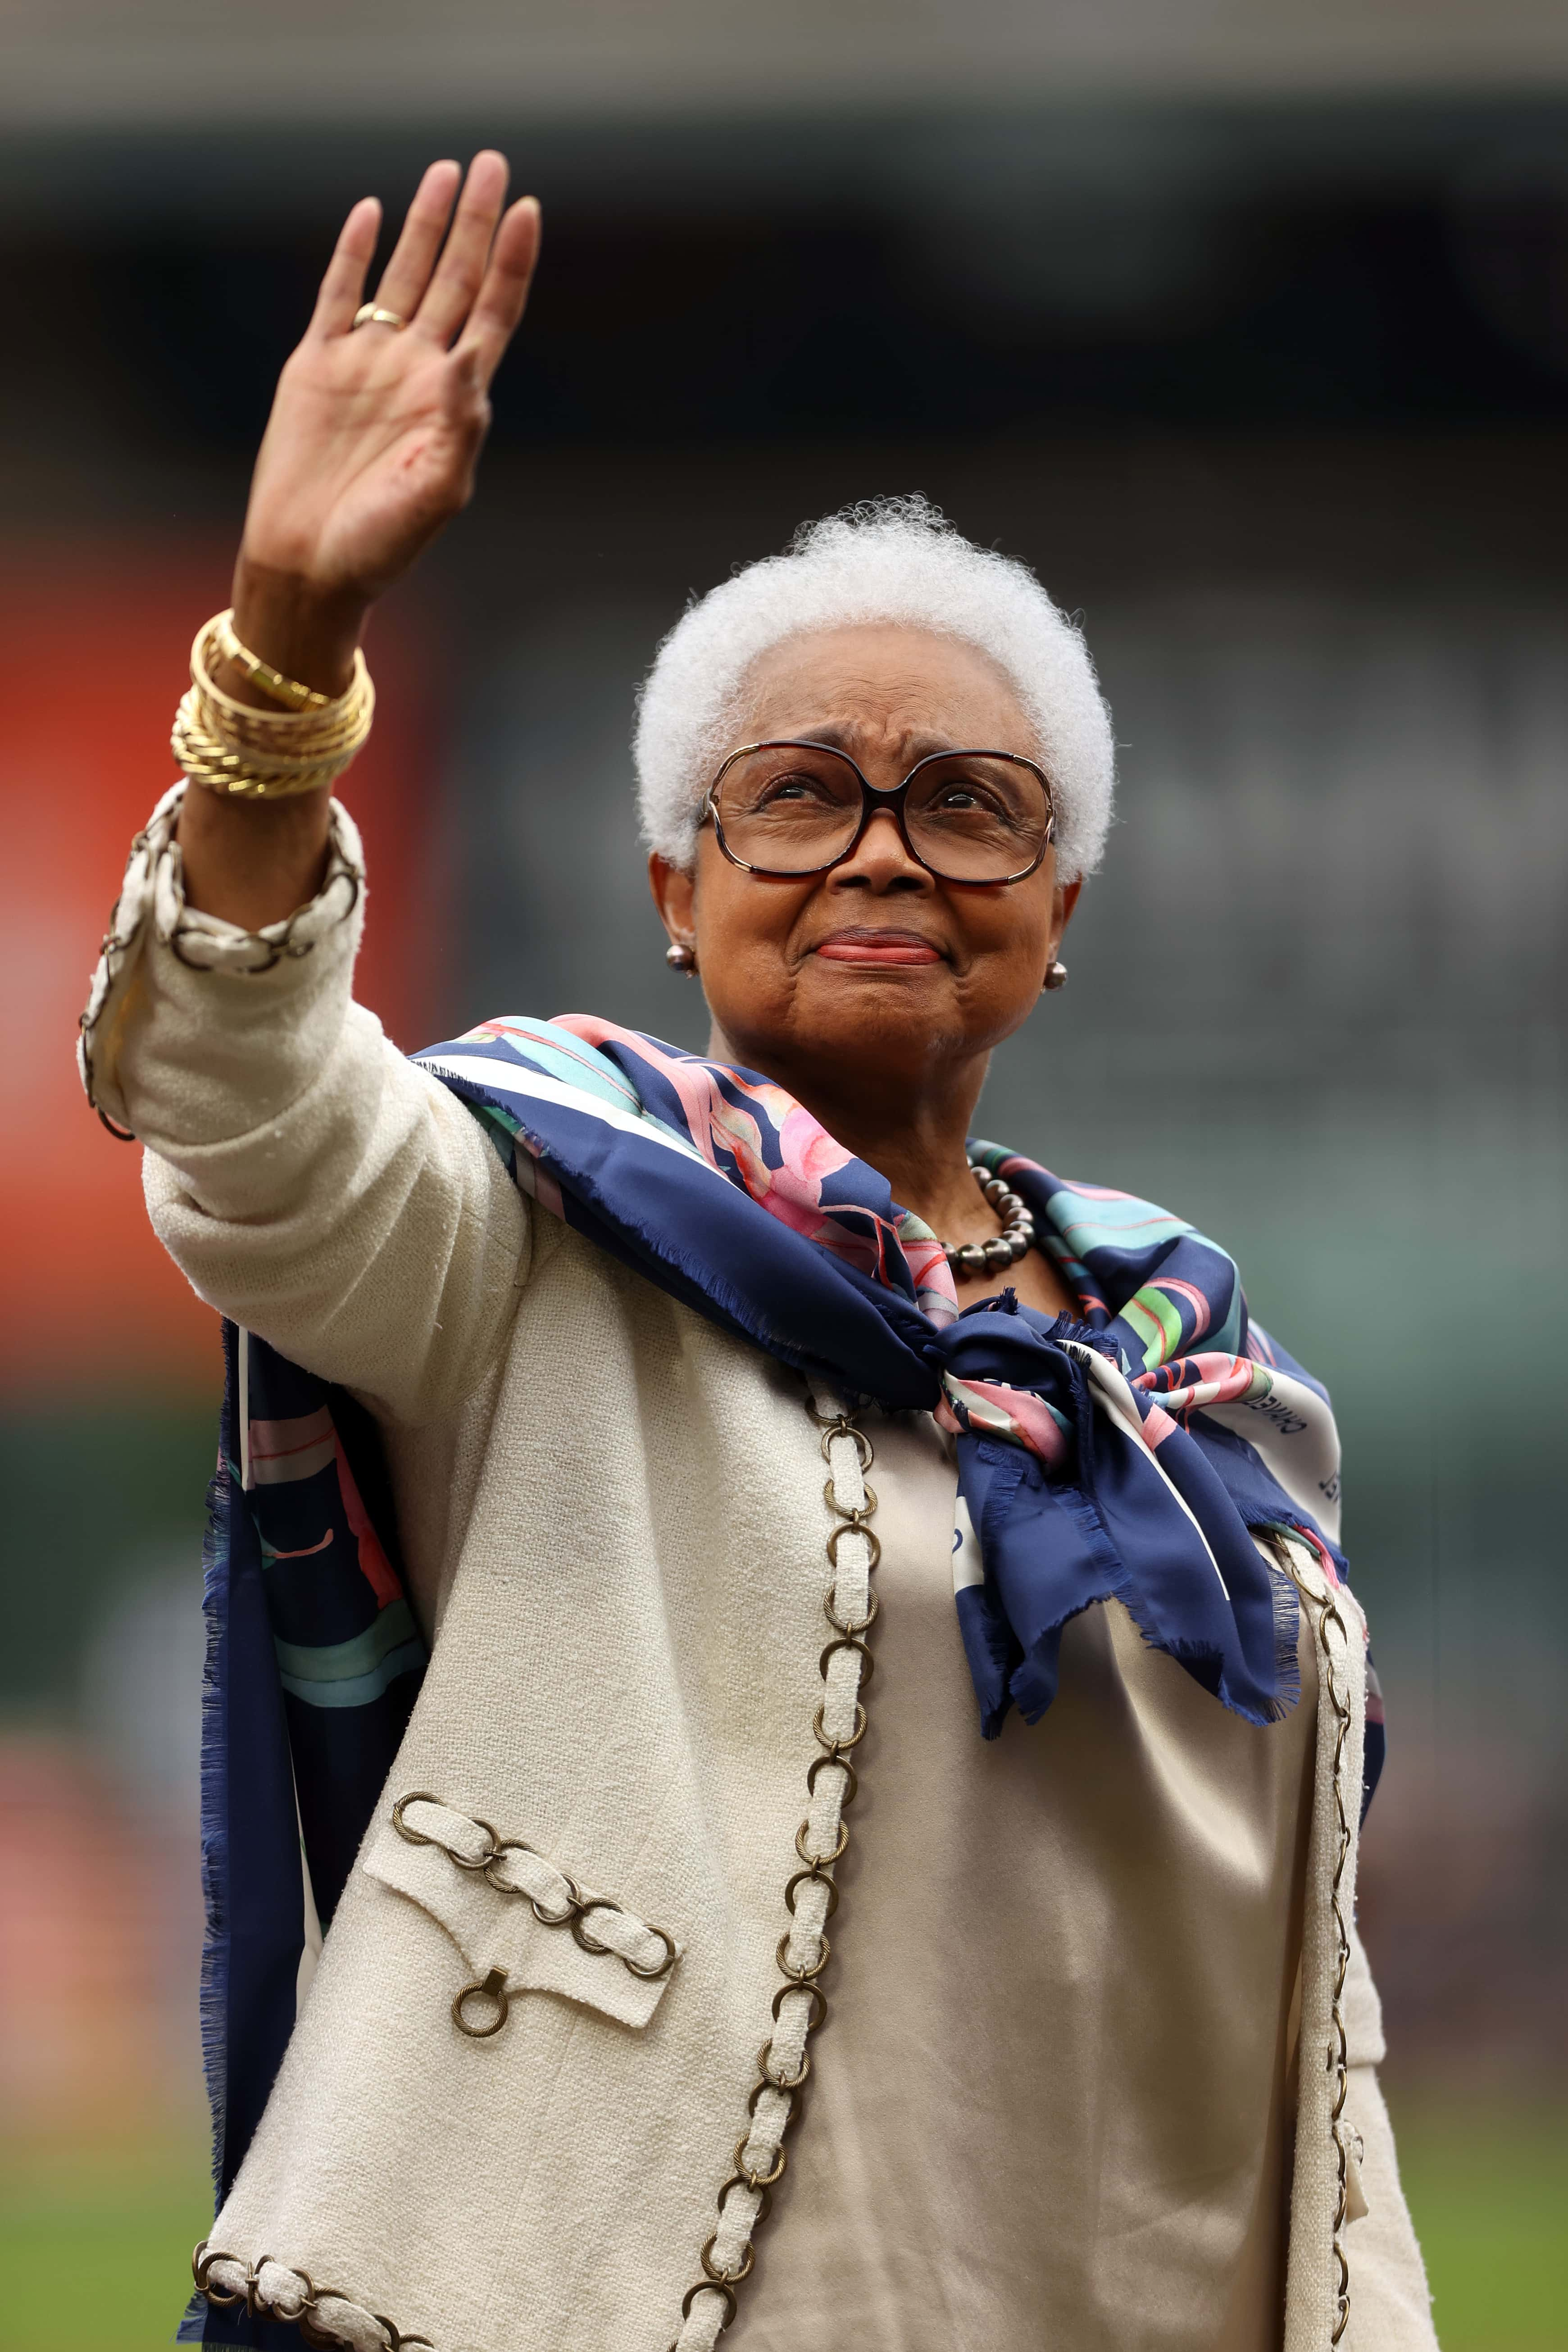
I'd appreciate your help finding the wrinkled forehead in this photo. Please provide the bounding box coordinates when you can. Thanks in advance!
[731,622,1039,767]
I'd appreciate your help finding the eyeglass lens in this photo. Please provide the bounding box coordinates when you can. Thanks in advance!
[712,744,1052,881]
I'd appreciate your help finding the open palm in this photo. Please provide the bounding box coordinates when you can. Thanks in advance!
[241,153,541,605]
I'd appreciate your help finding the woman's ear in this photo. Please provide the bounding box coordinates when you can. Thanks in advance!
[649,851,696,951]
[1053,876,1083,950]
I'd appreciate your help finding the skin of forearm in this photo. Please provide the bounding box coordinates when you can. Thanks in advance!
[175,557,368,927]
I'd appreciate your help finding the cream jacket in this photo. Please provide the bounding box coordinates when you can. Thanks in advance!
[82,789,1437,2352]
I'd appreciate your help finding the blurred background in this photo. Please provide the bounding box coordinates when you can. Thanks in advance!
[2,3,1566,2347]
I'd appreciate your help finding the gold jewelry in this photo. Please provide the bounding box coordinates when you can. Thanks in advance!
[213,609,333,712]
[352,303,409,332]
[188,614,371,756]
[172,611,374,800]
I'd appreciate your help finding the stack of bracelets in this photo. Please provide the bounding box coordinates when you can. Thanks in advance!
[172,609,374,798]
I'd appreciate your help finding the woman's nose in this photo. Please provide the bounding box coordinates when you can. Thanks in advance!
[829,805,931,890]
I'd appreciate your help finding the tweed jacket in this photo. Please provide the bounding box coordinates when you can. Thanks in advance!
[81,790,1438,2352]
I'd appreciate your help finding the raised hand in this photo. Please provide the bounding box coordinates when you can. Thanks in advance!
[178,154,539,928]
[232,152,541,692]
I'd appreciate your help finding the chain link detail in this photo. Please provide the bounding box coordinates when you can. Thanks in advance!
[1274,1541,1357,2345]
[193,2244,434,2352]
[165,877,359,975]
[390,1792,677,2030]
[667,1390,880,2347]
[78,785,364,1134]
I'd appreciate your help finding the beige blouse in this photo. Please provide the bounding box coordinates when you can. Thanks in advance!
[739,1409,1317,2352]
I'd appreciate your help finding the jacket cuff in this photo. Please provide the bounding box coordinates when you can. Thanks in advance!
[78,782,365,1135]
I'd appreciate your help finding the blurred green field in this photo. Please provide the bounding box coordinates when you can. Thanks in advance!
[0,2141,211,2352]
[1395,2105,1568,2352]
[0,2104,1563,2350]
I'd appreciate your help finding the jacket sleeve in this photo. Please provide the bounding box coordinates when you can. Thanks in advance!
[79,784,528,1425]
[1341,1924,1440,2349]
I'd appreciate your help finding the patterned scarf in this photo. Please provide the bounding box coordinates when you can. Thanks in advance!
[187,1016,1382,2330]
[418,1014,1358,1736]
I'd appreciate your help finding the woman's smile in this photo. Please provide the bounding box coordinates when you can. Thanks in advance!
[812,924,945,965]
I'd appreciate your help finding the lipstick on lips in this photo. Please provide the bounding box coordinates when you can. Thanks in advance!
[814,927,943,966]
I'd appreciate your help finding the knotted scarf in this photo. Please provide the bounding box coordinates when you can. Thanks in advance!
[418,1014,1358,1738]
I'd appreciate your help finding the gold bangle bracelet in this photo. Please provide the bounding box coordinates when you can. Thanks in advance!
[212,608,336,712]
[189,615,372,742]
[172,610,375,800]
[172,698,359,798]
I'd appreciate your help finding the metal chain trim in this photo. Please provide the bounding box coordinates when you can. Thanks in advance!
[193,2243,434,2352]
[77,783,363,1132]
[667,1389,879,2352]
[78,827,153,1137]
[164,878,360,977]
[1275,1540,1357,2346]
[390,1792,677,2035]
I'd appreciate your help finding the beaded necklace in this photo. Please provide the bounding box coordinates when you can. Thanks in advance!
[944,1160,1036,1277]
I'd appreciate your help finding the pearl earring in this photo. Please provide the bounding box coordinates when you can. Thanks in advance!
[1042,960,1068,992]
[666,942,698,974]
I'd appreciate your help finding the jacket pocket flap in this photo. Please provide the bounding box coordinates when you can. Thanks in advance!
[364,1794,681,2032]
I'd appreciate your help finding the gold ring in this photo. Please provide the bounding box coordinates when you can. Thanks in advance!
[771,1977,828,2031]
[680,2279,738,2328]
[451,1967,509,2038]
[700,2235,755,2286]
[732,2130,789,2190]
[192,2243,246,2307]
[775,1927,830,1982]
[390,1791,441,1845]
[622,1920,678,1981]
[824,1520,881,1570]
[811,1697,867,1751]
[783,1865,840,1922]
[352,304,409,332]
[823,1584,878,1637]
[446,1817,500,1870]
[570,1903,617,1958]
[818,1633,875,1688]
[795,1815,848,1867]
[805,1749,859,1807]
[756,2036,810,2092]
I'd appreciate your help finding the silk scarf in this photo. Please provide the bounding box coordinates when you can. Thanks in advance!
[418,1014,1364,1738]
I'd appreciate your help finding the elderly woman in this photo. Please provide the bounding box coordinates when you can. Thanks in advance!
[82,156,1436,2352]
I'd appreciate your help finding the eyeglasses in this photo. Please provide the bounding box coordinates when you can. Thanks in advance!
[701,740,1056,887]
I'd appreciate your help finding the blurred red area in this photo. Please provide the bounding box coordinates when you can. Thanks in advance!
[0,542,442,1399]
[0,1730,204,2138]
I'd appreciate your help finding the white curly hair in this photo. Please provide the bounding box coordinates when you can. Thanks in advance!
[633,496,1114,882]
